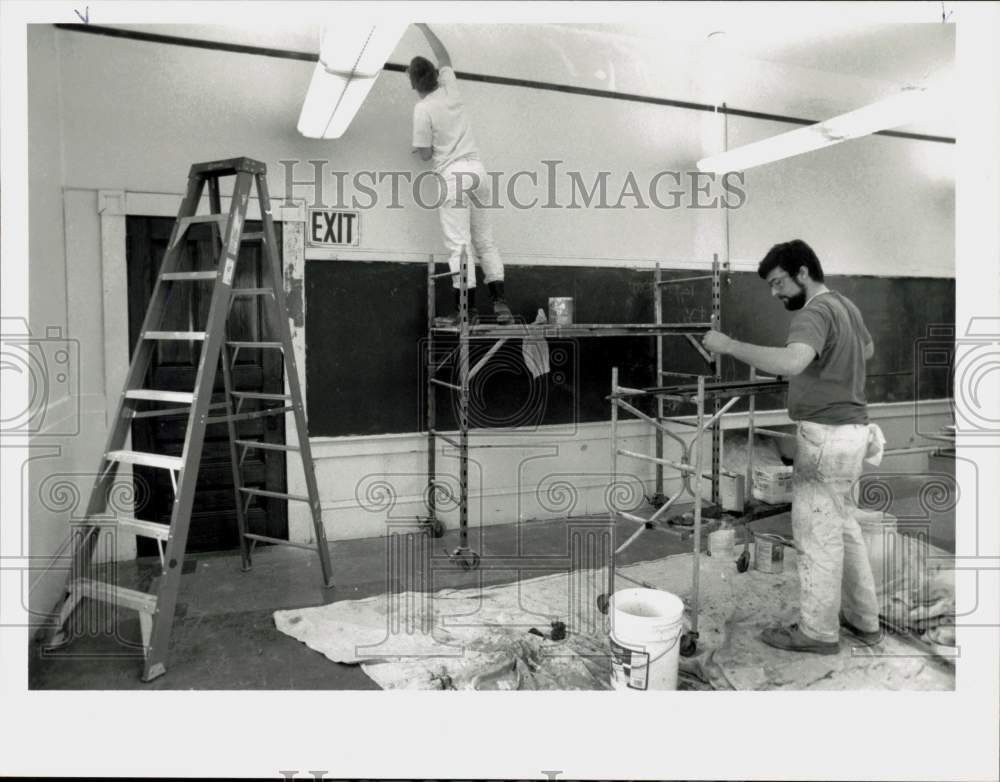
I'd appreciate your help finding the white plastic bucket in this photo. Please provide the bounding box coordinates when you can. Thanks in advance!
[855,509,898,594]
[608,588,685,691]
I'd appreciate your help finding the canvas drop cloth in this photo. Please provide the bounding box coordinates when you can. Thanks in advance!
[274,547,955,691]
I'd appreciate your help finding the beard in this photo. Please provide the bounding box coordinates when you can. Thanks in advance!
[780,282,807,311]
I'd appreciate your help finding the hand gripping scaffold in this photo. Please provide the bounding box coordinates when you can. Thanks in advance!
[424,250,719,569]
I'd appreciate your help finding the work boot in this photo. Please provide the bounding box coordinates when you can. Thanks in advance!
[488,281,513,325]
[433,289,477,329]
[839,612,884,646]
[760,623,840,655]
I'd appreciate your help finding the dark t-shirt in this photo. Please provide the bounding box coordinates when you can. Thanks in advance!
[786,290,872,425]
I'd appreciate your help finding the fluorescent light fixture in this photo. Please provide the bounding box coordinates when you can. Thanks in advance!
[697,86,931,173]
[297,22,407,139]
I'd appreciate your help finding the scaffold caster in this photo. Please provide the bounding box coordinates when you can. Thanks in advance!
[447,547,480,570]
[423,517,445,538]
[680,631,698,657]
[647,493,668,509]
[596,593,609,615]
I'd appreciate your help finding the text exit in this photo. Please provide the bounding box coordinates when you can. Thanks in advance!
[308,209,360,247]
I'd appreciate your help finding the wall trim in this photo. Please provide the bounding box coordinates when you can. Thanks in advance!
[308,397,953,459]
[302,247,957,278]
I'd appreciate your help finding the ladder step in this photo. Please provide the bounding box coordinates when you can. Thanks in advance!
[125,390,195,404]
[241,232,263,241]
[226,341,283,349]
[181,214,226,225]
[145,331,207,341]
[230,392,291,401]
[115,517,171,541]
[73,578,157,614]
[235,439,300,452]
[106,449,184,471]
[231,288,274,297]
[240,487,310,503]
[161,271,218,281]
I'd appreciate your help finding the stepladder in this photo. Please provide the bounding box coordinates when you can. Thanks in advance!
[42,157,333,681]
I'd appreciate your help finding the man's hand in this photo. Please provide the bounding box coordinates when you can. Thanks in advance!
[702,329,734,355]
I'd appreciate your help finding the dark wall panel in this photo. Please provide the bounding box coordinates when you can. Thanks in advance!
[305,261,954,437]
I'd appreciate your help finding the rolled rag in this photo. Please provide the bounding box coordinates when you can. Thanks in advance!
[521,308,550,378]
[864,423,886,466]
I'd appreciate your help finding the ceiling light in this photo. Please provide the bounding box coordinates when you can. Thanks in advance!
[697,86,931,173]
[298,22,407,139]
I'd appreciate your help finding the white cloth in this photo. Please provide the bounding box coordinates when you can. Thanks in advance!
[411,66,479,173]
[863,423,886,466]
[522,309,550,378]
[438,158,504,289]
[792,420,881,643]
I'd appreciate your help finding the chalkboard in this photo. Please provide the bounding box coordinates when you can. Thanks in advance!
[305,261,954,437]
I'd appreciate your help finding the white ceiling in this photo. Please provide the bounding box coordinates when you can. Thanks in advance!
[106,19,956,137]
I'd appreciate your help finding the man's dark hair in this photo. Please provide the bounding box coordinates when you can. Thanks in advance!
[757,239,825,282]
[408,56,439,93]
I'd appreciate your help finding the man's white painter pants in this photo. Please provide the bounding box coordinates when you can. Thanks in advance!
[438,158,504,289]
[792,420,881,643]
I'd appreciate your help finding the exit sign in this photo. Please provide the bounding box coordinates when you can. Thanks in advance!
[307,209,360,247]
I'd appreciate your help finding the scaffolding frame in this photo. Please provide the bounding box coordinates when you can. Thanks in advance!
[424,250,718,569]
[607,370,790,653]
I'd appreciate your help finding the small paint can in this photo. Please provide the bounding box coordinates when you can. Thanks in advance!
[548,297,574,325]
[753,533,785,574]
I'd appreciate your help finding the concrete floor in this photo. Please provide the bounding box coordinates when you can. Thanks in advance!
[29,473,954,689]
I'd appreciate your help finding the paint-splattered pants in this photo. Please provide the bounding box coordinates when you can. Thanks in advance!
[439,159,504,289]
[792,420,881,643]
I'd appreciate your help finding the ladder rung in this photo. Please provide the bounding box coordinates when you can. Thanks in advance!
[125,390,195,404]
[73,578,157,614]
[231,288,273,297]
[241,232,263,241]
[161,271,217,281]
[235,439,300,452]
[230,392,291,401]
[226,341,282,349]
[114,517,171,541]
[239,487,310,503]
[106,450,183,471]
[243,533,316,552]
[207,405,294,424]
[145,331,207,341]
[181,215,226,225]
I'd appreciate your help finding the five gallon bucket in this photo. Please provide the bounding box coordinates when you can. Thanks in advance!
[855,509,898,594]
[608,588,685,691]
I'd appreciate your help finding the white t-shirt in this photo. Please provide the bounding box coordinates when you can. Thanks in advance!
[411,66,480,173]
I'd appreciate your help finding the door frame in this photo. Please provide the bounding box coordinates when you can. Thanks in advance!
[97,189,308,559]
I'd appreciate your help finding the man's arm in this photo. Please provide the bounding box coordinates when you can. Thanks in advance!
[703,330,815,376]
[416,23,452,69]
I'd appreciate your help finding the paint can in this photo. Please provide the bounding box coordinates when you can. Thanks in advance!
[608,588,685,691]
[548,297,574,325]
[753,532,785,574]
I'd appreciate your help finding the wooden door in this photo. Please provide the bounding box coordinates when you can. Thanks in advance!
[126,216,287,554]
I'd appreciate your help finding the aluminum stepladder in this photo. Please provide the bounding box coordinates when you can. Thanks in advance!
[44,157,333,681]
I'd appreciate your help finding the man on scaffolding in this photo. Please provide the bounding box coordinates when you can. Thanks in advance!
[409,23,513,327]
[702,239,883,655]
